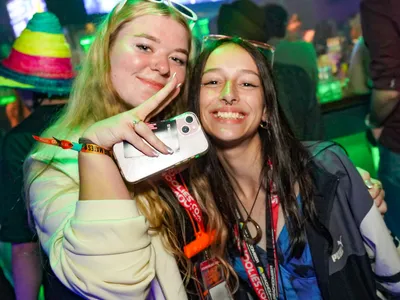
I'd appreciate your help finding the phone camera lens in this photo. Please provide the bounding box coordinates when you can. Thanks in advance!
[182,126,190,133]
[185,116,194,124]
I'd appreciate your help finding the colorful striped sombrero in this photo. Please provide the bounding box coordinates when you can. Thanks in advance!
[0,12,74,95]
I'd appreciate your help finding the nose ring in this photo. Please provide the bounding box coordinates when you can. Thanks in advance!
[222,98,237,105]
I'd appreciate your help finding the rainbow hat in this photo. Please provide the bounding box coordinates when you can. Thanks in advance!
[0,12,74,95]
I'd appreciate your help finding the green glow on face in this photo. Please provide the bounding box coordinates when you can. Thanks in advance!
[220,128,228,133]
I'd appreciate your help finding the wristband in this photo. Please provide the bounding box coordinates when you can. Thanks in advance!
[32,136,113,158]
[80,143,113,157]
[78,137,113,157]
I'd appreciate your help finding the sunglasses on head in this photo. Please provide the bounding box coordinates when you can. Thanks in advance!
[116,0,198,29]
[202,34,275,66]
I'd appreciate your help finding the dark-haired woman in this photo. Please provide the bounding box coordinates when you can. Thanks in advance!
[189,37,400,299]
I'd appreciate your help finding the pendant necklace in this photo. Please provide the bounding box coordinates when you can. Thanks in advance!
[234,180,263,245]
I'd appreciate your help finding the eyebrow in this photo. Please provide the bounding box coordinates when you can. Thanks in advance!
[203,68,260,77]
[134,33,189,56]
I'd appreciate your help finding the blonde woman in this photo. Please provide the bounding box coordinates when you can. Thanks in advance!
[24,1,228,299]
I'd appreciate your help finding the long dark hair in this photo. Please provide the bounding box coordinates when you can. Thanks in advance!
[189,37,332,258]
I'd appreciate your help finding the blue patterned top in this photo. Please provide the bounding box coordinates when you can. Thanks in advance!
[232,197,322,299]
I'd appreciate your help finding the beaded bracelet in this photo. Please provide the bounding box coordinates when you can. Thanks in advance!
[32,136,113,158]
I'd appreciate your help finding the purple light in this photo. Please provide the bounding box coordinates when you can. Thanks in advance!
[83,0,120,14]
[6,0,47,37]
[83,0,223,15]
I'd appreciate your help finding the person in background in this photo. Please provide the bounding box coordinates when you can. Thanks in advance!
[0,88,17,133]
[347,12,369,92]
[273,62,323,140]
[347,12,372,96]
[347,15,383,152]
[361,0,400,238]
[217,0,267,43]
[5,93,31,129]
[0,12,74,300]
[264,4,319,91]
[0,43,30,131]
[347,37,372,96]
[313,19,338,57]
[349,13,362,43]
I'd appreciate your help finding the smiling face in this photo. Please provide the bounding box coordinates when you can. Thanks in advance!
[199,43,266,146]
[109,14,190,108]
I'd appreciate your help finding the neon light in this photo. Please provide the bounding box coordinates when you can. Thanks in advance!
[79,35,96,53]
[0,96,17,106]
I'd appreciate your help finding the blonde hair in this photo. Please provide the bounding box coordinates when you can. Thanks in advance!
[25,0,236,292]
[62,0,192,133]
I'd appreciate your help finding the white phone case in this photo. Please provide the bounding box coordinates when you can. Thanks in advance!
[113,112,209,183]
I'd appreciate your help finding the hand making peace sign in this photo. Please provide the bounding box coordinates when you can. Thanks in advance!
[82,73,181,157]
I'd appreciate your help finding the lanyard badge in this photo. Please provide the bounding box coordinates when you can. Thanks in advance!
[194,257,234,300]
[163,171,233,299]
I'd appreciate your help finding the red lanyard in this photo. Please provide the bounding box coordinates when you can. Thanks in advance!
[163,171,215,259]
[163,168,281,299]
[234,179,280,300]
[163,171,205,231]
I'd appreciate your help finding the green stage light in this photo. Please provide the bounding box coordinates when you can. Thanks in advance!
[79,35,96,53]
[0,95,16,106]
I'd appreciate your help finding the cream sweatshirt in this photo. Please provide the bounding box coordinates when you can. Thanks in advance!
[26,142,187,300]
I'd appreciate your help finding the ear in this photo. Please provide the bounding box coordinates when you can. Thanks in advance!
[262,107,268,122]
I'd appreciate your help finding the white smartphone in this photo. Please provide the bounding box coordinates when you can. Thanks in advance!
[113,112,209,183]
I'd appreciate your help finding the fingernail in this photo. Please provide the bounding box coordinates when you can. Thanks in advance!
[166,146,174,154]
[152,150,159,157]
[171,72,177,81]
[364,179,373,189]
[176,83,182,89]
